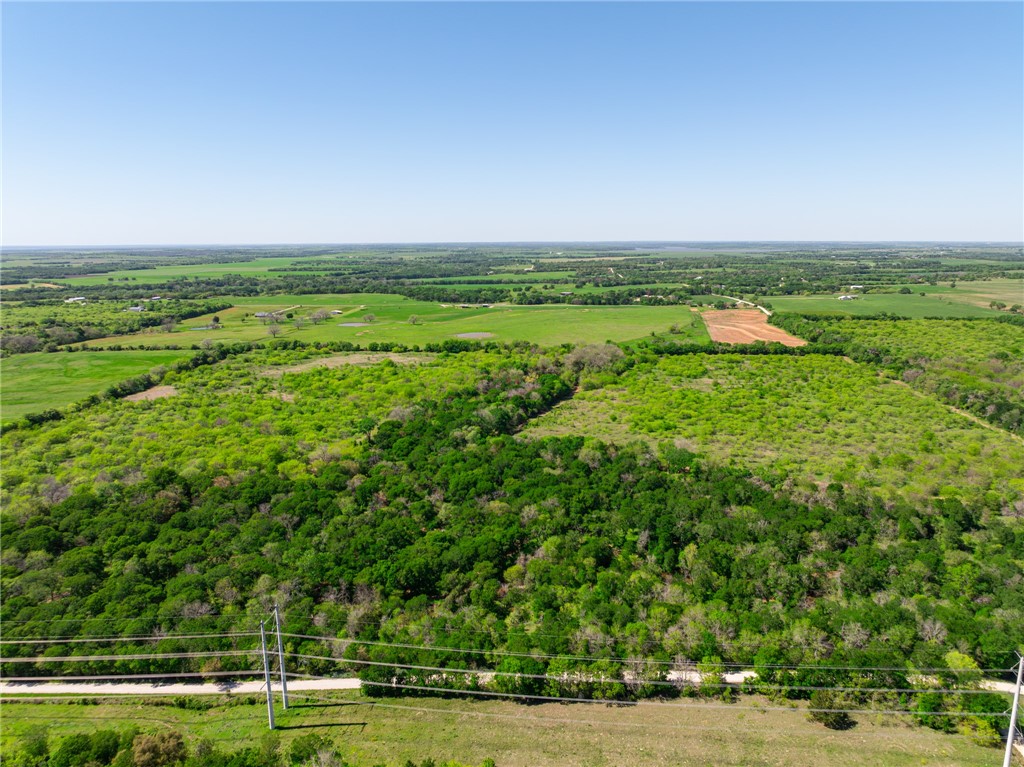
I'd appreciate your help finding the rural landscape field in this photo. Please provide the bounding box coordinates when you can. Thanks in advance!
[1,243,1023,766]
[4,0,1023,764]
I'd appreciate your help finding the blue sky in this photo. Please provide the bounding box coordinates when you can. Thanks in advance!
[3,2,1022,245]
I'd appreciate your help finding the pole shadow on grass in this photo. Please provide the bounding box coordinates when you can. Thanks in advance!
[288,701,363,710]
[278,722,368,732]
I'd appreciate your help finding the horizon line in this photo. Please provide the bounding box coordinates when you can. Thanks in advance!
[4,239,1023,251]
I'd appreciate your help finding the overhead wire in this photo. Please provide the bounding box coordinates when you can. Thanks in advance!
[357,679,1010,718]
[280,632,1008,674]
[282,651,1000,696]
[0,631,258,645]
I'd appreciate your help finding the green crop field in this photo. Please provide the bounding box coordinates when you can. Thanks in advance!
[761,292,1001,318]
[0,693,1000,767]
[0,350,190,422]
[525,353,1024,506]
[78,294,709,348]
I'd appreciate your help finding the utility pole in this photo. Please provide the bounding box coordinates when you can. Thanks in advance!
[274,604,289,709]
[260,620,275,730]
[1004,654,1023,767]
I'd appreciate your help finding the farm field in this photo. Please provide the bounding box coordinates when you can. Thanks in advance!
[525,353,1024,505]
[702,309,805,346]
[915,278,1024,308]
[36,254,360,286]
[0,693,999,767]
[77,294,709,349]
[0,350,190,422]
[761,292,1001,318]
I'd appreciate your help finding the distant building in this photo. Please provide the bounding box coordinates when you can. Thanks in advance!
[838,295,857,301]
[254,312,271,318]
[64,296,87,303]
[330,310,344,315]
[850,285,864,290]
[560,291,573,296]
[127,306,145,312]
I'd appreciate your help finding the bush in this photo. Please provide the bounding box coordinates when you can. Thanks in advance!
[807,690,854,730]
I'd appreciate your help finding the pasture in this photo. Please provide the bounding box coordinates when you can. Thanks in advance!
[0,693,999,767]
[0,350,190,422]
[79,294,710,348]
[761,292,1001,318]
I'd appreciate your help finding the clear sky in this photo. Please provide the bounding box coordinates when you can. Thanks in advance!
[3,1,1022,246]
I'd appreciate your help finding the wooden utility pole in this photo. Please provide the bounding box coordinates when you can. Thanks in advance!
[1003,654,1023,767]
[260,620,275,730]
[274,604,289,709]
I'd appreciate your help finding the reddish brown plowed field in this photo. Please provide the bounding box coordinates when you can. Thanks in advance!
[703,309,806,346]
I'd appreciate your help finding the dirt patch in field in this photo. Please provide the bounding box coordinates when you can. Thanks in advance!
[455,332,494,339]
[125,385,178,401]
[265,352,433,376]
[703,310,806,347]
[0,283,63,290]
[339,322,369,327]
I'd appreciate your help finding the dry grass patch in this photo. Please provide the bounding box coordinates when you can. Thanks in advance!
[124,385,177,402]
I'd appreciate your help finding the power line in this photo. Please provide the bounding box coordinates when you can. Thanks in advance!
[0,631,258,645]
[0,670,266,682]
[0,650,256,663]
[281,632,1006,674]
[283,651,998,696]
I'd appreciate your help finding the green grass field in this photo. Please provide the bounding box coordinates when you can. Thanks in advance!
[762,292,1001,317]
[80,294,709,348]
[0,350,190,421]
[913,278,1024,308]
[0,693,1000,767]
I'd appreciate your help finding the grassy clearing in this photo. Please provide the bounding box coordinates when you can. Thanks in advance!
[80,294,709,348]
[0,693,999,767]
[762,292,1000,318]
[0,350,190,421]
[525,354,1024,505]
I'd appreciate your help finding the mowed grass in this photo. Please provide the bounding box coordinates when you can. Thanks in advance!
[80,294,710,348]
[0,693,999,767]
[762,292,1001,318]
[0,350,190,421]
